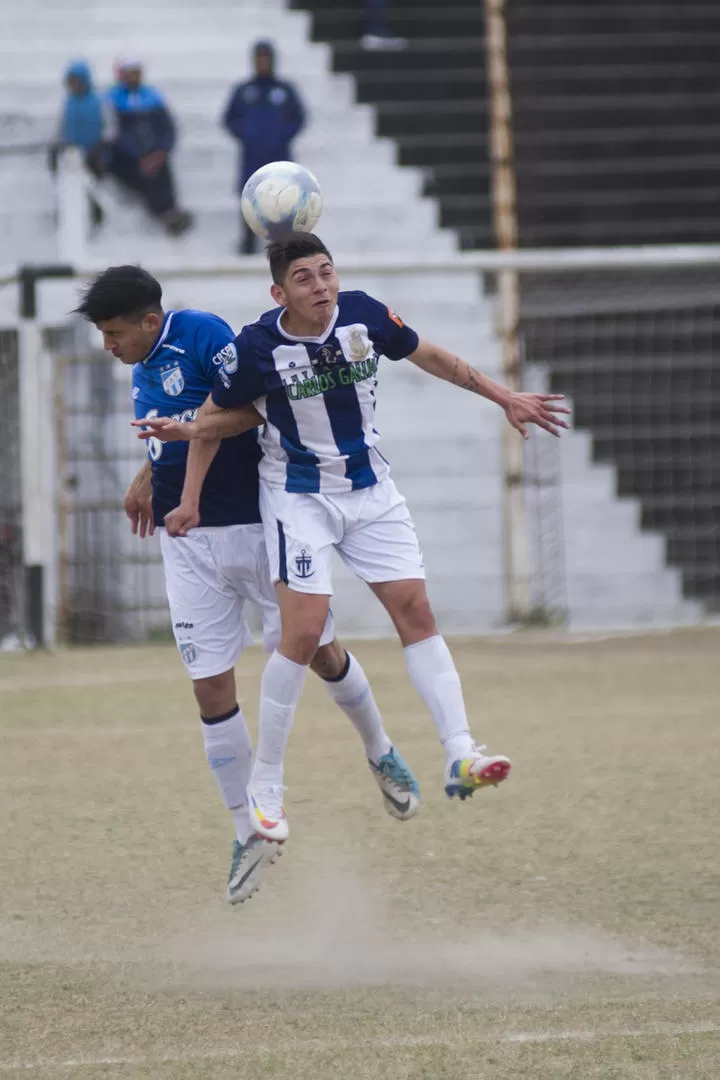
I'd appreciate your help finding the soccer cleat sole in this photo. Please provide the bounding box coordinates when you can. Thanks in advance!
[445,759,512,800]
[227,843,282,905]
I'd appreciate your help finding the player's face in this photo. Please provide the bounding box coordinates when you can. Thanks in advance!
[97,313,162,365]
[272,255,339,331]
[120,67,142,90]
[255,51,272,77]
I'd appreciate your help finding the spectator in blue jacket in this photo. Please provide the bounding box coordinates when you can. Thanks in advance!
[50,59,106,226]
[56,60,105,162]
[222,40,306,254]
[106,58,192,236]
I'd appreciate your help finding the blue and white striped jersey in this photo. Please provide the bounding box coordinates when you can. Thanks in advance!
[132,309,261,527]
[211,291,419,494]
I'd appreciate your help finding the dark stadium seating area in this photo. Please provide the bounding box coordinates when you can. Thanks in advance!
[292,0,720,249]
[290,0,492,249]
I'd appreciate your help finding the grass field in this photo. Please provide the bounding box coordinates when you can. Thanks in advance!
[1,629,719,1079]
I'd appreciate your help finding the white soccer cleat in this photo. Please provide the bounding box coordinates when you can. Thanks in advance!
[248,782,289,843]
[227,835,282,905]
[368,746,420,821]
[444,745,512,800]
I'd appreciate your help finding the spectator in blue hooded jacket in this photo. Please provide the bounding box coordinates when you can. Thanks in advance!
[222,40,306,254]
[105,57,192,236]
[56,60,105,161]
[51,59,106,226]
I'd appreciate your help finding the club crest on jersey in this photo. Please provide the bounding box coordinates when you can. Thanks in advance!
[295,548,314,579]
[348,327,370,362]
[161,364,184,397]
[312,345,341,368]
[179,641,197,665]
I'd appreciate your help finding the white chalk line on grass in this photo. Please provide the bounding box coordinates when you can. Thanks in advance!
[1,1023,718,1071]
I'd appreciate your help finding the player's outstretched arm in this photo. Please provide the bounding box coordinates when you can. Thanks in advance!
[123,460,154,538]
[407,339,571,439]
[162,395,256,538]
[131,399,262,443]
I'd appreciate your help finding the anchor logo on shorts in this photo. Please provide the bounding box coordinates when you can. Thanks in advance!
[295,549,314,579]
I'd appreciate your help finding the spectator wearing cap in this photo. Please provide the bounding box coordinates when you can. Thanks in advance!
[105,58,192,236]
[222,40,306,255]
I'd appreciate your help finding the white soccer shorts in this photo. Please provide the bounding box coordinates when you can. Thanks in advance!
[260,477,426,596]
[160,524,334,679]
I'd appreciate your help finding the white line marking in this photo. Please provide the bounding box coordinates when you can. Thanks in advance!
[1,1024,718,1070]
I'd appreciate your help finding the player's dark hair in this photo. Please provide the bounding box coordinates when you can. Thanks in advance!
[266,233,333,285]
[74,265,163,324]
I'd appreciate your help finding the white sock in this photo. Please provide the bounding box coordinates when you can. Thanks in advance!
[251,651,308,789]
[404,635,474,762]
[322,651,393,764]
[201,705,253,843]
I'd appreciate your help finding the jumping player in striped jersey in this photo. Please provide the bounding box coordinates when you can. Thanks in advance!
[137,234,569,843]
[77,265,420,904]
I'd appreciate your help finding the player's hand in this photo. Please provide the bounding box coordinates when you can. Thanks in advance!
[504,393,570,439]
[123,487,155,538]
[164,502,200,537]
[131,417,196,443]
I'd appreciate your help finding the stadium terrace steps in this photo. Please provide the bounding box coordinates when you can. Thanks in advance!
[508,1,720,249]
[523,298,720,612]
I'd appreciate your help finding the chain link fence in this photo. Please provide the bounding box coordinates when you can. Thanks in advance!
[48,321,169,643]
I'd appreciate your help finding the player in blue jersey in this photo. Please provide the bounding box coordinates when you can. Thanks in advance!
[138,235,569,844]
[75,265,420,902]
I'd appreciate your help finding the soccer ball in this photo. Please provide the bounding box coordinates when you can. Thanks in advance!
[241,161,323,240]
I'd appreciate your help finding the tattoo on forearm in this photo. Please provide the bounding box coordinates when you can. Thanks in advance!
[451,356,482,394]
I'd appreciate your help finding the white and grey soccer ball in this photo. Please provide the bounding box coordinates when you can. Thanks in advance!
[241,161,323,240]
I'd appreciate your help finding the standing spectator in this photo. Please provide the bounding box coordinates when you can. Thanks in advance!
[222,41,306,255]
[362,0,407,50]
[106,57,193,237]
[50,59,106,226]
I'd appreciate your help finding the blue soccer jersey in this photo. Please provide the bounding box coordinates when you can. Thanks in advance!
[132,309,261,526]
[211,291,419,494]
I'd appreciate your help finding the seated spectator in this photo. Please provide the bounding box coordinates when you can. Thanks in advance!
[362,0,407,50]
[222,40,305,255]
[50,59,106,227]
[106,58,193,237]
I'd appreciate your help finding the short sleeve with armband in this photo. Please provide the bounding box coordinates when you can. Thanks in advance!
[344,291,419,361]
